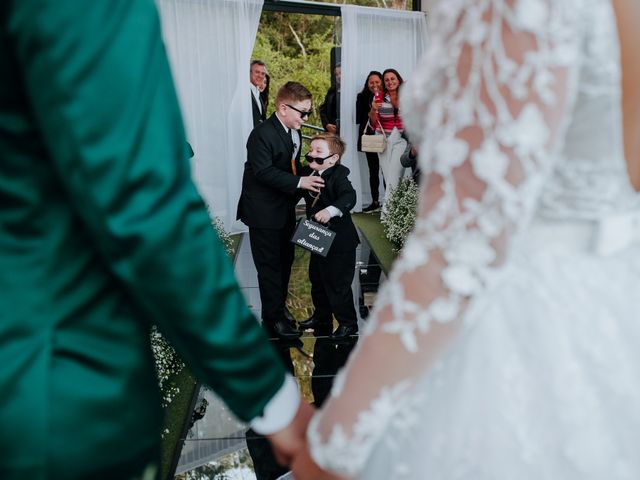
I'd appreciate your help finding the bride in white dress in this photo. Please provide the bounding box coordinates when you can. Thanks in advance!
[292,0,640,478]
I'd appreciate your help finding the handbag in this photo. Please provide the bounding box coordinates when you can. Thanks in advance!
[361,118,387,153]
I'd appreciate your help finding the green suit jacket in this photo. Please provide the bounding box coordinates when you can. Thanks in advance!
[0,1,286,478]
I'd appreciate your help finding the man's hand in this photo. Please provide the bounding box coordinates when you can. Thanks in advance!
[325,124,337,133]
[267,400,314,466]
[313,209,331,224]
[299,175,324,193]
[291,443,347,480]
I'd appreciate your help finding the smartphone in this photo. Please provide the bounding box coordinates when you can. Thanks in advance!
[373,90,383,103]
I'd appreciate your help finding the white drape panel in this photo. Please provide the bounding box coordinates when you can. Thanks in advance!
[156,0,263,233]
[340,5,428,209]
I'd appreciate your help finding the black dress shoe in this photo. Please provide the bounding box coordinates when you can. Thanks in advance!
[273,319,302,340]
[330,324,358,340]
[299,312,330,331]
[284,306,297,327]
[298,313,318,330]
[362,201,380,213]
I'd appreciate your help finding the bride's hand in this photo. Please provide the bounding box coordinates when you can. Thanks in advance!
[291,443,347,480]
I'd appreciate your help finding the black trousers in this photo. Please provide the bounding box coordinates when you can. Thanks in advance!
[248,219,295,326]
[365,151,380,203]
[309,249,357,328]
[311,336,357,407]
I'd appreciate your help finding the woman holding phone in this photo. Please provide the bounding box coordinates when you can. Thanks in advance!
[369,68,407,216]
[356,71,384,212]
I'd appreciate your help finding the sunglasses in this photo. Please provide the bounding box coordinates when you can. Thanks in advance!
[285,103,312,119]
[305,153,334,165]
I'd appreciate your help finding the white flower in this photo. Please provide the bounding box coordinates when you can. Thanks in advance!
[506,103,549,155]
[382,178,419,249]
[442,264,482,296]
[451,90,475,129]
[400,235,429,269]
[477,208,505,237]
[435,137,469,175]
[497,58,518,84]
[383,320,419,353]
[444,232,496,268]
[534,68,555,104]
[429,297,461,323]
[503,196,526,222]
[514,0,549,32]
[471,139,510,185]
[465,16,487,45]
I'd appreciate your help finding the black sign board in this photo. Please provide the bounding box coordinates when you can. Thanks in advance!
[290,219,336,257]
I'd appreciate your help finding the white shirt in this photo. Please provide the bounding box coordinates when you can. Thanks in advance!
[275,114,303,189]
[318,167,342,218]
[250,374,300,435]
[250,83,262,113]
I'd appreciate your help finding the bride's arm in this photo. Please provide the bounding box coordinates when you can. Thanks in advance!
[613,0,640,190]
[304,1,584,477]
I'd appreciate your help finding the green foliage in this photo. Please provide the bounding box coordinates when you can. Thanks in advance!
[253,12,337,129]
[252,3,416,132]
[381,177,419,250]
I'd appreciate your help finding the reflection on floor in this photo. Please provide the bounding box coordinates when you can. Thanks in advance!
[175,228,386,479]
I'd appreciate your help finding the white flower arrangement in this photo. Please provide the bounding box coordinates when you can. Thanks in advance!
[211,215,234,257]
[150,325,183,408]
[381,177,419,250]
[151,213,234,408]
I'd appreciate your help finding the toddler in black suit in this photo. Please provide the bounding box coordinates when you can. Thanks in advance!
[299,134,360,340]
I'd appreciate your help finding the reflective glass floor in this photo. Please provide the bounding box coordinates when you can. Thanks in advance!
[175,226,386,479]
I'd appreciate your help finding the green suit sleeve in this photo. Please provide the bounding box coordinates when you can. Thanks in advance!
[5,0,287,422]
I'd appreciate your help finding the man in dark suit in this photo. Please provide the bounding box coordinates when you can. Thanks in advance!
[0,2,312,478]
[250,60,268,127]
[238,81,324,339]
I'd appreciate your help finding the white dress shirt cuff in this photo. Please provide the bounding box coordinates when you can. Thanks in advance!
[326,206,342,218]
[297,179,302,189]
[250,374,300,435]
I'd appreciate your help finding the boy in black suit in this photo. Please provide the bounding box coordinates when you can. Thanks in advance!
[237,82,324,340]
[298,134,360,340]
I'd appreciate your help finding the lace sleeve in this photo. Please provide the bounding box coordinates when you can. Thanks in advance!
[308,0,584,476]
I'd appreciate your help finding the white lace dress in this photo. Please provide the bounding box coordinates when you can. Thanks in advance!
[307,0,640,478]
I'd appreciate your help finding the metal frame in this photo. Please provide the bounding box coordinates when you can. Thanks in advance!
[263,0,422,15]
[263,0,341,15]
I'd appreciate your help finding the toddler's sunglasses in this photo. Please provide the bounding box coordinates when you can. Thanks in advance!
[305,153,334,165]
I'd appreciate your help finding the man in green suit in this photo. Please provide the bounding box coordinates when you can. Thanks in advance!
[0,1,311,478]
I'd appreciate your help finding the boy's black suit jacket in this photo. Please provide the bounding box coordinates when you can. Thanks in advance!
[304,164,360,253]
[237,113,306,229]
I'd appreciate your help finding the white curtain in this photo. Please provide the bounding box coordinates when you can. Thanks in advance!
[156,0,263,233]
[340,5,429,209]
